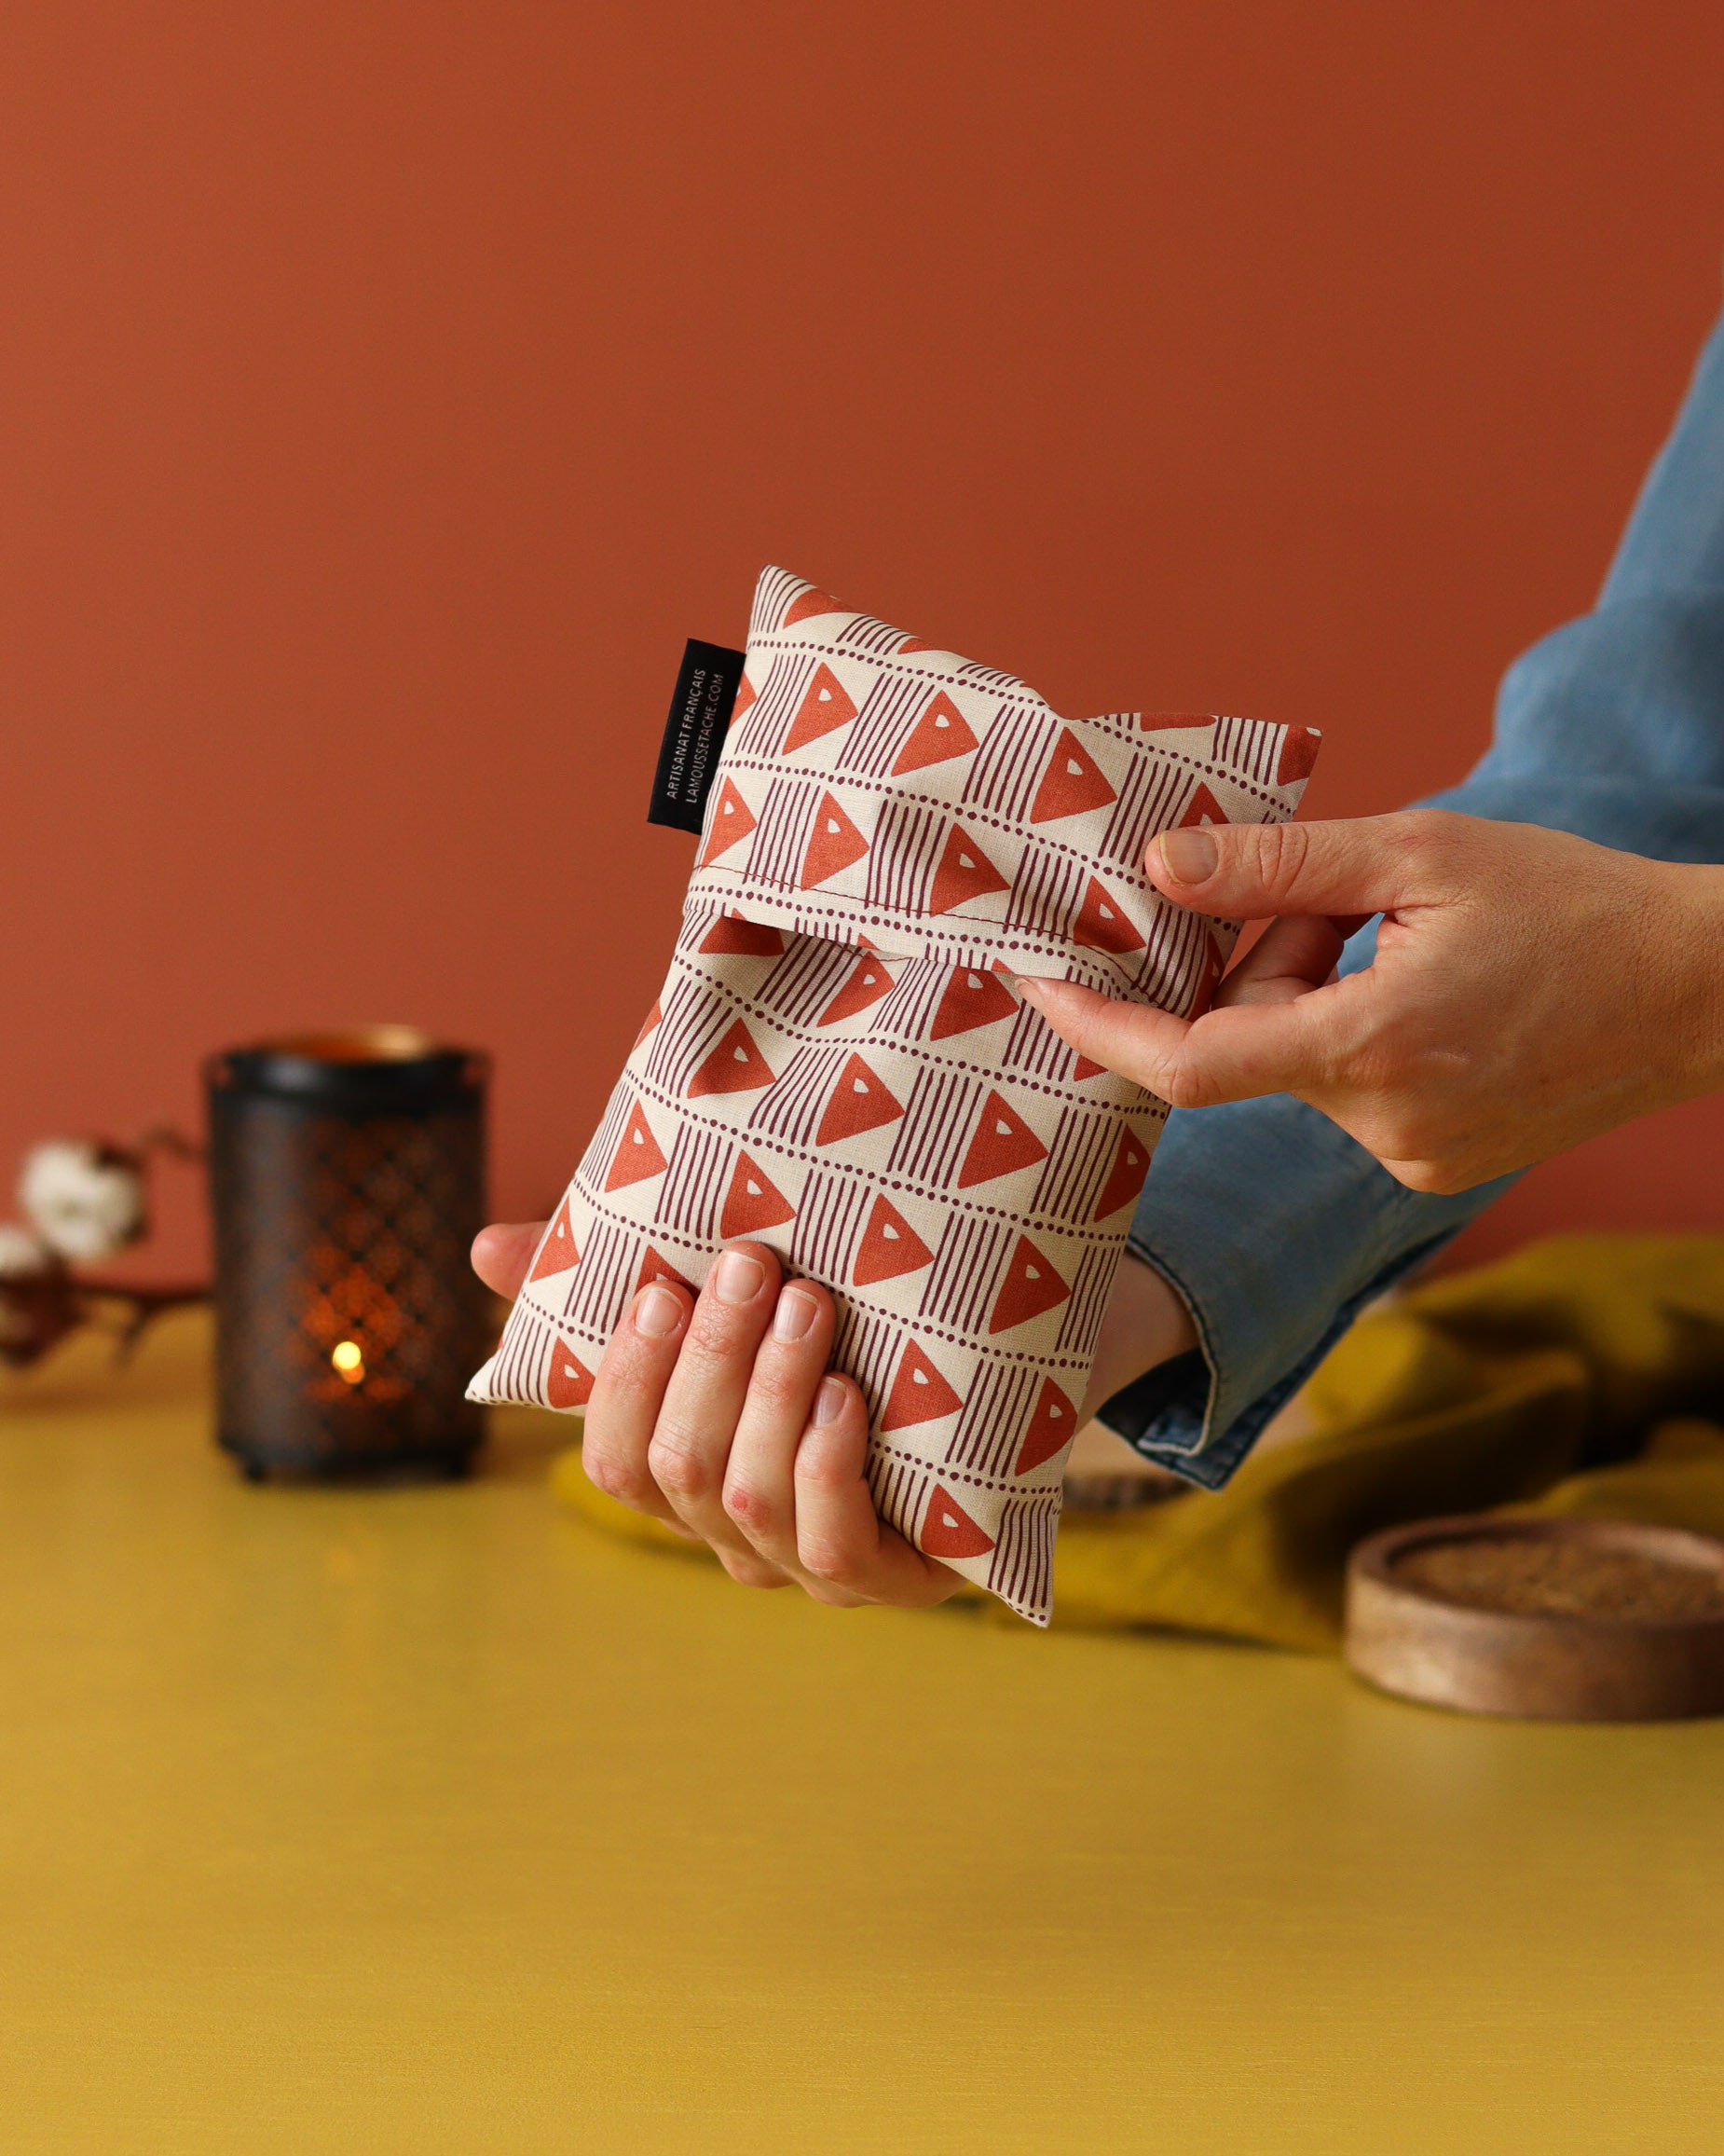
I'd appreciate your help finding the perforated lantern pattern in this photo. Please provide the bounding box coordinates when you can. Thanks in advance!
[208,1039,489,1476]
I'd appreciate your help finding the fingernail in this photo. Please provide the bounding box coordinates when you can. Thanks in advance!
[1157,828,1218,884]
[714,1251,765,1306]
[1017,977,1046,1007]
[634,1285,683,1339]
[812,1375,846,1426]
[773,1287,818,1342]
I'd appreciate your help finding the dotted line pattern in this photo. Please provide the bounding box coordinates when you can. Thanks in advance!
[750,630,1050,716]
[683,877,1205,1008]
[871,1438,1069,1504]
[716,742,1292,887]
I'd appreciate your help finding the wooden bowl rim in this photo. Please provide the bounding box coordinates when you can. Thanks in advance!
[1347,1514,1724,1639]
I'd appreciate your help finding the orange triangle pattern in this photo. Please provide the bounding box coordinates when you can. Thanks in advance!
[783,663,858,753]
[881,1341,965,1431]
[782,585,841,627]
[699,912,785,956]
[636,1246,693,1295]
[1072,875,1146,955]
[921,1485,995,1559]
[698,777,756,867]
[605,1103,668,1191]
[631,1000,663,1051]
[819,954,896,1026]
[546,1340,595,1410]
[688,1019,775,1098]
[800,792,869,888]
[1093,1125,1153,1220]
[815,1054,904,1146]
[958,1091,1049,1188]
[988,1235,1072,1334]
[1030,727,1117,822]
[852,1195,935,1285]
[1278,726,1320,784]
[729,674,756,729]
[719,1150,795,1238]
[891,691,978,775]
[930,965,1018,1040]
[928,822,1010,915]
[1014,1378,1079,1475]
[528,1199,580,1282]
[1179,781,1227,829]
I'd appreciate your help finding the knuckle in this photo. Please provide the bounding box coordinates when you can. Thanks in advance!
[681,1307,746,1361]
[798,1533,862,1586]
[1152,1047,1215,1113]
[1393,809,1462,882]
[747,1357,816,1413]
[794,1441,856,1494]
[1252,818,1310,901]
[582,1448,654,1509]
[1155,1064,1201,1112]
[721,1479,773,1535]
[646,1431,716,1503]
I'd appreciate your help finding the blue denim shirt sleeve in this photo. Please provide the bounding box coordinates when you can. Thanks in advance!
[1100,291,1724,1483]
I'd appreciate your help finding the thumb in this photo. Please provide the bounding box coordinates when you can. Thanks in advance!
[471,1220,548,1300]
[1146,811,1456,921]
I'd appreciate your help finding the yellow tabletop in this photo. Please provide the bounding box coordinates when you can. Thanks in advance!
[4,1312,1720,2155]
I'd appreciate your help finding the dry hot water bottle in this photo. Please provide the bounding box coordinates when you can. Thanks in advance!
[470,568,1319,1620]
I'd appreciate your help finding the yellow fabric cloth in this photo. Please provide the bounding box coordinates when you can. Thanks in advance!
[555,1234,1724,1649]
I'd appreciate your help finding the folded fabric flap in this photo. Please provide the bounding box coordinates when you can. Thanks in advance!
[680,891,1156,1004]
[693,566,1319,1012]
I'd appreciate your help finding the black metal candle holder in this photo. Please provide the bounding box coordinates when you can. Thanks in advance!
[206,1029,490,1480]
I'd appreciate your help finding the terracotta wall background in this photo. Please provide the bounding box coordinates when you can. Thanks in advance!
[4,0,1722,1280]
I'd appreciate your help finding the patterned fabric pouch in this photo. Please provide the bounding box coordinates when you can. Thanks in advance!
[470,567,1319,1622]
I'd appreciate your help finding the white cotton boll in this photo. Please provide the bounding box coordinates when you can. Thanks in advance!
[0,1223,55,1277]
[18,1140,145,1264]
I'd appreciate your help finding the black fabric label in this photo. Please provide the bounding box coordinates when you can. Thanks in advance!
[647,639,746,833]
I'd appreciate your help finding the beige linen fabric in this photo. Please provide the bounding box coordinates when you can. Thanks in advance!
[470,567,1318,1620]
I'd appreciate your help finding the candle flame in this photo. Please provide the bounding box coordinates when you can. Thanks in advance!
[331,1339,365,1385]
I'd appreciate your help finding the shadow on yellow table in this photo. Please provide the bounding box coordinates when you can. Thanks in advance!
[4,1306,1721,2154]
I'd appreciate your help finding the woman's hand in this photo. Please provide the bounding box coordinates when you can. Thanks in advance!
[472,1228,961,1604]
[1019,811,1724,1195]
[471,1227,1197,1603]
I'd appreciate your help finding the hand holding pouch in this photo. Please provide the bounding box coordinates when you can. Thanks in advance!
[470,567,1320,1622]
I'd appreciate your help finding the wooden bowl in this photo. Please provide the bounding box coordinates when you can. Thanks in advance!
[1344,1515,1724,1722]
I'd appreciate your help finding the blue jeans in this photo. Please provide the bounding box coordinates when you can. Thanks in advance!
[1102,288,1724,1483]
